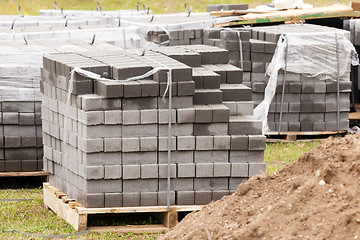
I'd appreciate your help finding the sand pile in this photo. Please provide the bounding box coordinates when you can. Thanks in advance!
[160,134,360,239]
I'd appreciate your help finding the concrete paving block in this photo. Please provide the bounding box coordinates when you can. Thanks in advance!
[123,179,158,192]
[209,104,230,122]
[177,163,195,178]
[196,136,214,150]
[5,160,22,172]
[140,192,158,206]
[213,135,231,150]
[213,162,231,177]
[159,164,177,178]
[195,191,213,205]
[122,110,140,125]
[123,81,142,98]
[248,135,266,151]
[122,97,158,110]
[194,150,228,163]
[231,163,249,177]
[105,165,122,179]
[105,110,122,125]
[313,122,326,131]
[177,108,195,123]
[176,191,195,205]
[194,105,212,123]
[138,80,159,97]
[2,102,34,112]
[230,135,249,150]
[95,80,123,98]
[78,110,104,125]
[178,81,195,96]
[194,177,228,191]
[157,191,175,205]
[82,152,122,166]
[158,96,193,109]
[86,193,105,208]
[86,166,105,180]
[158,151,193,164]
[4,136,21,148]
[21,136,37,148]
[21,160,38,172]
[229,178,247,190]
[249,163,266,176]
[122,124,157,138]
[288,122,301,131]
[229,150,264,163]
[289,102,301,113]
[122,193,140,207]
[19,113,35,125]
[140,109,157,124]
[196,163,214,178]
[122,138,140,152]
[158,137,176,151]
[228,116,262,135]
[78,137,103,153]
[141,164,159,179]
[3,113,18,125]
[158,109,176,124]
[177,136,195,150]
[122,152,157,165]
[104,138,122,152]
[159,177,194,191]
[140,137,157,152]
[122,165,140,179]
[313,102,326,113]
[105,193,122,207]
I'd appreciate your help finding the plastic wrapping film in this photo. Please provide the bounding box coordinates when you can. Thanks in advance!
[0,53,43,101]
[254,31,359,133]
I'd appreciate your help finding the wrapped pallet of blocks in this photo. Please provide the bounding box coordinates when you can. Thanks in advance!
[41,45,266,208]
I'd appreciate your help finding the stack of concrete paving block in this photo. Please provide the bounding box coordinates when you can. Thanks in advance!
[245,24,352,131]
[146,31,169,44]
[0,39,116,173]
[169,29,203,46]
[206,4,249,12]
[343,19,360,103]
[41,45,266,208]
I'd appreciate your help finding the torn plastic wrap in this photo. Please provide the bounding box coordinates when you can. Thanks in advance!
[254,31,359,133]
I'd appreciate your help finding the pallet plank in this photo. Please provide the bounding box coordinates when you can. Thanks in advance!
[0,171,49,178]
[43,183,87,231]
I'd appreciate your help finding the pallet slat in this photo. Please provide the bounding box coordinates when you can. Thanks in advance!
[0,171,49,178]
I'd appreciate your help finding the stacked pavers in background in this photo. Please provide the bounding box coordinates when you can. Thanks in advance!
[148,24,352,132]
[0,39,115,172]
[41,45,266,208]
[245,24,351,131]
[0,102,42,171]
[344,19,360,104]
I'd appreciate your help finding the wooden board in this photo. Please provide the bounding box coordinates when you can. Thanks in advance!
[349,112,360,120]
[215,4,360,27]
[210,9,275,16]
[0,171,49,177]
[266,130,347,141]
[43,183,87,231]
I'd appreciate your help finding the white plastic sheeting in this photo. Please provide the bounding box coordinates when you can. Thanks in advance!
[254,31,359,133]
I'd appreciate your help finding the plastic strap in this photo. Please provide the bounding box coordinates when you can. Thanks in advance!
[335,33,340,133]
[278,35,288,133]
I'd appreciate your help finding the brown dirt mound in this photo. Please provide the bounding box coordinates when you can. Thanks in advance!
[160,134,360,240]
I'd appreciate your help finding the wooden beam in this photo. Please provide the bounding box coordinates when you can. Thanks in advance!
[349,112,360,120]
[0,171,49,177]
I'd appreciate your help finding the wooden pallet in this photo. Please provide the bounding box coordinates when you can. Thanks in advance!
[0,171,49,178]
[214,4,360,27]
[43,183,204,233]
[266,130,347,142]
[349,112,360,120]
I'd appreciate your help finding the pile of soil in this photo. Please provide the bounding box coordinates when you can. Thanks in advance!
[160,134,360,240]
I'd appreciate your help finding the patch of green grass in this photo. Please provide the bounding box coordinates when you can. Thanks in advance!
[0,188,163,239]
[264,140,320,174]
[0,0,350,16]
